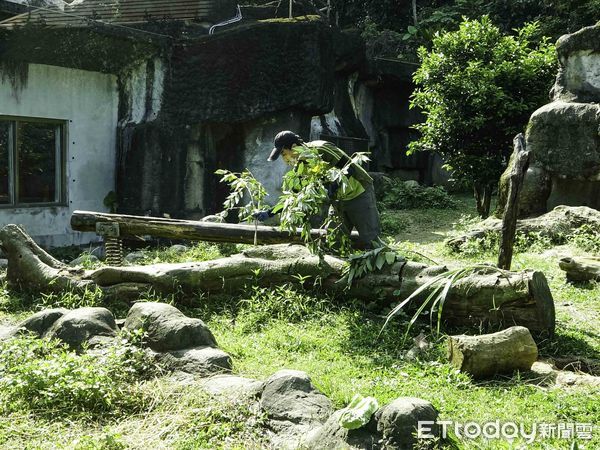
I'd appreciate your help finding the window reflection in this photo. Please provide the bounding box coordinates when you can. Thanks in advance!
[17,122,58,204]
[0,123,9,204]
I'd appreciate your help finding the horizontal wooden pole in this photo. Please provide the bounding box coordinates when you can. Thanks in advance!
[70,210,359,245]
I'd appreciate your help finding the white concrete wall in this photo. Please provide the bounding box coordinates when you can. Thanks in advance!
[0,63,118,247]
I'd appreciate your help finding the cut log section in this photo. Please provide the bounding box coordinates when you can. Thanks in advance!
[0,224,555,336]
[70,210,359,245]
[447,326,538,379]
[559,256,600,282]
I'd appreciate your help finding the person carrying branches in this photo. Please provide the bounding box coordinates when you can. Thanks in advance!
[255,130,381,250]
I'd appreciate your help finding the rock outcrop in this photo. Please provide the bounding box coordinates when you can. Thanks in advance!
[498,24,600,217]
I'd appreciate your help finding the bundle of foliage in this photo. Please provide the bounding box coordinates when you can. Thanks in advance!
[409,17,556,217]
[217,146,370,255]
[377,178,457,210]
[0,335,151,418]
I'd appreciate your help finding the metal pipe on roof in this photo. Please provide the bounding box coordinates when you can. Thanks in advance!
[208,4,241,35]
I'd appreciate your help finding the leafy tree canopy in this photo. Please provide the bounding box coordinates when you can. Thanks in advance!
[409,17,556,217]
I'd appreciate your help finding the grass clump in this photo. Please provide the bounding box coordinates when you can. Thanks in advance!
[380,210,410,236]
[0,334,152,419]
[236,283,333,333]
[378,178,458,210]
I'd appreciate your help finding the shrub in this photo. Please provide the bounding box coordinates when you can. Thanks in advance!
[410,17,556,217]
[569,225,600,254]
[377,178,457,210]
[0,334,151,418]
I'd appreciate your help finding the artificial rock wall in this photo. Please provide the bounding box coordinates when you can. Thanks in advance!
[117,18,432,219]
[500,24,600,217]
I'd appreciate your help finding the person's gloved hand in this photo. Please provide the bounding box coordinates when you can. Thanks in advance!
[327,181,339,199]
[253,210,271,222]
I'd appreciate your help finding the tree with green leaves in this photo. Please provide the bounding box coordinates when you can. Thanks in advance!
[409,17,556,217]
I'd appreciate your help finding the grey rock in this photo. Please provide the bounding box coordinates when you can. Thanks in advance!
[261,369,333,425]
[0,259,7,269]
[124,302,217,352]
[201,375,264,398]
[404,180,420,189]
[303,409,381,449]
[169,244,189,254]
[89,246,106,261]
[45,307,118,349]
[156,346,232,375]
[375,397,439,450]
[0,325,16,340]
[69,254,100,267]
[124,251,146,264]
[13,308,69,337]
[553,24,600,103]
[200,214,225,223]
[261,369,334,448]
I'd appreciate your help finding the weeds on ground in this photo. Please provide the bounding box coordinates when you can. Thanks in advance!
[0,334,153,419]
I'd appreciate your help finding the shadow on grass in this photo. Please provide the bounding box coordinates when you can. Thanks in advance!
[538,329,600,360]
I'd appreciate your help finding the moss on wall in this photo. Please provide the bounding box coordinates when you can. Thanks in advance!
[162,18,335,123]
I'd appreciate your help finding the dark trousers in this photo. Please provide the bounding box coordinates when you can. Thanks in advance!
[335,183,381,249]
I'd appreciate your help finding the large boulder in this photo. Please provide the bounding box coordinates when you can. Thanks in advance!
[45,307,118,348]
[499,24,600,217]
[123,302,217,352]
[260,369,333,448]
[552,25,600,103]
[13,308,69,337]
[375,397,439,450]
[303,409,381,449]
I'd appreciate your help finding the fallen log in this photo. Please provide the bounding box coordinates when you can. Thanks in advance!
[558,256,600,282]
[0,224,555,336]
[447,205,600,251]
[447,326,538,379]
[70,210,359,245]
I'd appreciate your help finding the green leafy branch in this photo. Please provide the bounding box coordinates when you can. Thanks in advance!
[340,245,404,286]
[215,169,268,222]
[215,169,268,245]
[381,264,511,343]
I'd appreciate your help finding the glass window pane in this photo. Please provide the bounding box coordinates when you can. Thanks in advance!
[17,121,59,204]
[0,122,9,204]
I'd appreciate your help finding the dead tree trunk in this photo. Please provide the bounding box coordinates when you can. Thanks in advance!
[447,326,538,379]
[0,224,555,336]
[498,134,530,270]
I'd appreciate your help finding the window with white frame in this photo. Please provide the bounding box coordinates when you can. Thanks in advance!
[0,117,66,206]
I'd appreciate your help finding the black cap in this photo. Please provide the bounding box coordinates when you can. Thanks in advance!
[268,131,301,161]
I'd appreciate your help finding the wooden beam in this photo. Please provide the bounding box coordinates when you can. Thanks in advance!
[70,210,359,245]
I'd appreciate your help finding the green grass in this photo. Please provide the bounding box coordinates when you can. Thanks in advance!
[0,194,598,449]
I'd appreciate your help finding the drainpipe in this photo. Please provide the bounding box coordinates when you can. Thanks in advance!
[209,5,242,35]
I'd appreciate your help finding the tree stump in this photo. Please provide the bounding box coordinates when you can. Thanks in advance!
[447,326,538,379]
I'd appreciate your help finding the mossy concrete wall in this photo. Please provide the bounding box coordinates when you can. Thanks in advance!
[163,19,335,124]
